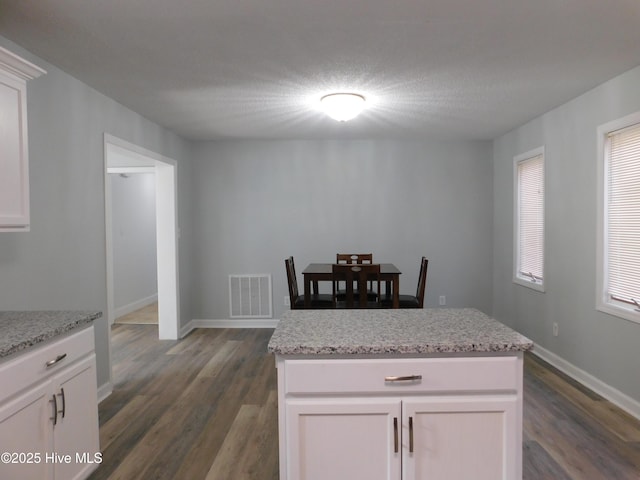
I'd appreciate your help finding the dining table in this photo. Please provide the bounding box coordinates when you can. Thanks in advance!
[302,263,402,308]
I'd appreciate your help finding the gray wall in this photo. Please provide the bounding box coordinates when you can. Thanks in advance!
[191,139,494,320]
[492,64,640,403]
[6,29,638,407]
[0,36,194,389]
[110,172,157,312]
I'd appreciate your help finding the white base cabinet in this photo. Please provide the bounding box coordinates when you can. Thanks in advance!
[0,382,51,479]
[0,326,100,480]
[404,397,517,480]
[276,355,524,480]
[287,399,402,480]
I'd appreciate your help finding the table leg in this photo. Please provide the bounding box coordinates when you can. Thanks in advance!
[304,278,311,308]
[393,275,399,309]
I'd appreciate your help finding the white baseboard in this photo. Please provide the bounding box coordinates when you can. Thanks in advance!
[180,320,196,338]
[188,318,279,332]
[114,294,158,320]
[97,381,113,403]
[532,343,640,420]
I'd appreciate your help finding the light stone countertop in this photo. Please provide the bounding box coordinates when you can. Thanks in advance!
[268,308,533,356]
[0,311,102,360]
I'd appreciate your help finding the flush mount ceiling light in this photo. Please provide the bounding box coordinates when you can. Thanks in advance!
[320,93,366,122]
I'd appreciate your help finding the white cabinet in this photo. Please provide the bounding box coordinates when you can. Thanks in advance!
[276,355,524,480]
[0,46,46,232]
[0,382,51,479]
[0,326,100,480]
[51,355,100,480]
[286,399,402,480]
[403,396,517,480]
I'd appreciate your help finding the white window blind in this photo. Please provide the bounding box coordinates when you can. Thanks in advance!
[606,122,640,309]
[516,153,544,286]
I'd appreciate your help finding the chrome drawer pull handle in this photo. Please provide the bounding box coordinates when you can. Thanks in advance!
[45,353,67,368]
[58,388,66,419]
[384,375,422,382]
[409,416,414,453]
[50,395,58,426]
[393,417,399,453]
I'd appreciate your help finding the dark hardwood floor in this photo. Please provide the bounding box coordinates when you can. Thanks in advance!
[522,354,640,479]
[89,324,640,480]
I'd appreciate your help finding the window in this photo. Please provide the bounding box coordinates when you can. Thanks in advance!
[514,147,545,291]
[597,113,640,324]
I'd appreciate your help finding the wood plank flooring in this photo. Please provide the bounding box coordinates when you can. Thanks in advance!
[522,354,640,479]
[114,302,159,325]
[89,325,640,480]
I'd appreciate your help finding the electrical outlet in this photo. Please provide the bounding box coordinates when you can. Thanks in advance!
[553,322,559,337]
[284,296,290,307]
[439,295,446,306]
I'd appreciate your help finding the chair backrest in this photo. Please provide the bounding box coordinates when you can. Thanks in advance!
[336,253,374,292]
[333,263,380,308]
[336,253,373,264]
[285,257,300,308]
[415,257,429,308]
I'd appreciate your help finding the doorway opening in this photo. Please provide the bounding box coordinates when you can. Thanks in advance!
[109,166,158,325]
[104,135,180,363]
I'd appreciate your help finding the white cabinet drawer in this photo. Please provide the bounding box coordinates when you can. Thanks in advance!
[0,326,95,402]
[283,356,520,395]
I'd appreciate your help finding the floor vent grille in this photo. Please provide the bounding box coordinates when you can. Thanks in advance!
[229,274,272,319]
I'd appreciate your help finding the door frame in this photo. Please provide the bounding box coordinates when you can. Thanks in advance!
[103,134,180,345]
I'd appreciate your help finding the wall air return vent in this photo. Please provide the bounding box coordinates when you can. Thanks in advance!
[229,274,272,319]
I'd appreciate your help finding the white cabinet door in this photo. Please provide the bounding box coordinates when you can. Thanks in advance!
[52,354,100,480]
[286,398,402,480]
[0,46,45,232]
[0,382,53,480]
[0,72,30,230]
[403,396,519,480]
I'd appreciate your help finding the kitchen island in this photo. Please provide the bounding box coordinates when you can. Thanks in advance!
[268,308,533,480]
[0,311,101,480]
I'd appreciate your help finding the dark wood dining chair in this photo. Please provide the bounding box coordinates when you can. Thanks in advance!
[381,257,428,308]
[285,256,333,309]
[336,253,376,301]
[332,263,381,308]
[336,253,373,264]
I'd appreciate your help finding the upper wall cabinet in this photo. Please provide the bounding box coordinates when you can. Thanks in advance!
[0,46,46,232]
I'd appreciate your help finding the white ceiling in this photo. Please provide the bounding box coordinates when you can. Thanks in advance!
[2,0,640,141]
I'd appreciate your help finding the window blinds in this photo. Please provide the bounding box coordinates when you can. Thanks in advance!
[607,122,640,306]
[518,155,544,281]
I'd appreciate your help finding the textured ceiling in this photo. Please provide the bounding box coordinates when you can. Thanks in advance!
[1,0,640,141]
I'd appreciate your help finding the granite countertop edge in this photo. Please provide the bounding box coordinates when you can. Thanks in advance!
[0,311,102,360]
[268,308,534,356]
[269,343,534,356]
